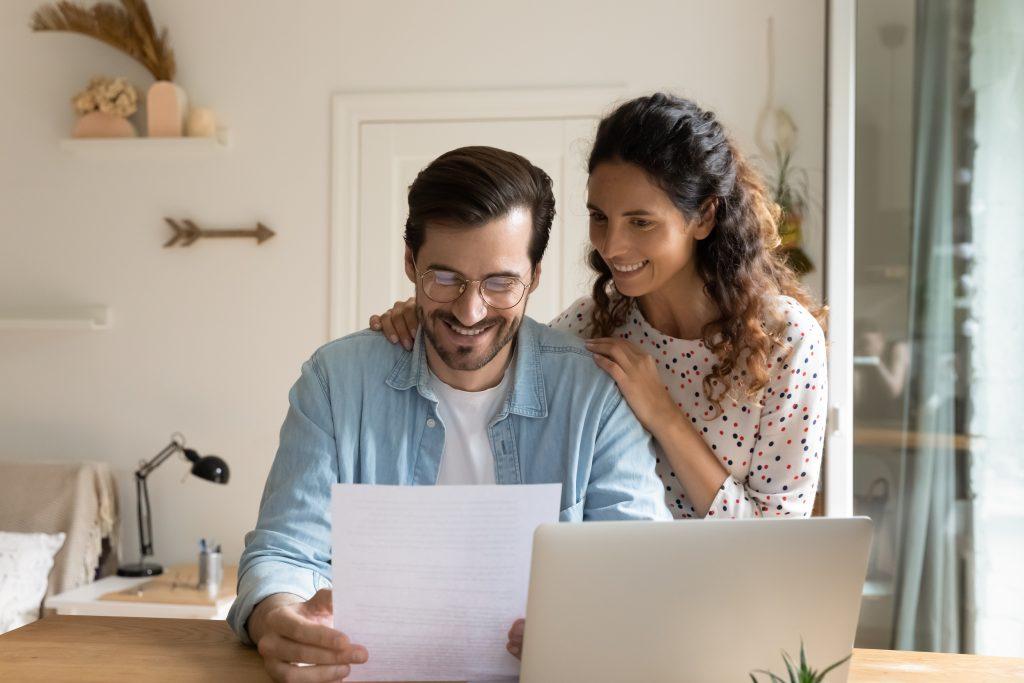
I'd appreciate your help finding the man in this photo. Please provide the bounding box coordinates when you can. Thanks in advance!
[228,146,670,681]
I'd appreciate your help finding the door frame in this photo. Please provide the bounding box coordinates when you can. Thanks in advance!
[824,0,856,517]
[330,87,624,339]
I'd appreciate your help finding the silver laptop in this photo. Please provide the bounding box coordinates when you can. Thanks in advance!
[520,517,872,683]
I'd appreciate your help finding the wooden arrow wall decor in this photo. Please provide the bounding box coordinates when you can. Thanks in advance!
[163,218,276,247]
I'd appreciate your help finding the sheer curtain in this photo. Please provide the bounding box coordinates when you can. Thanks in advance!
[966,0,1024,657]
[891,0,962,653]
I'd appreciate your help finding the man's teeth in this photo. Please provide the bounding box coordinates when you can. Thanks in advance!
[449,322,489,336]
[612,259,649,273]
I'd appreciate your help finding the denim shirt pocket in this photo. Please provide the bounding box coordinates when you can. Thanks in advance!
[559,497,586,522]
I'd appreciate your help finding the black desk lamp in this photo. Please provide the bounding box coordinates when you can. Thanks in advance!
[117,433,229,577]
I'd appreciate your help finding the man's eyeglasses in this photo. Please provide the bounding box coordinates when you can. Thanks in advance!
[417,268,531,310]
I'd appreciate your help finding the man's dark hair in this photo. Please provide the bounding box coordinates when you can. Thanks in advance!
[404,146,556,267]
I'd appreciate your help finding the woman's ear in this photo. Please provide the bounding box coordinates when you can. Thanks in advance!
[693,198,717,240]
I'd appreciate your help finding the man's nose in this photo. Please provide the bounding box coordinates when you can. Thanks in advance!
[452,283,489,327]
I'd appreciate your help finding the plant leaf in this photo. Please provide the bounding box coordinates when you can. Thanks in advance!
[815,653,853,682]
[752,671,789,683]
[30,0,175,81]
[782,650,799,682]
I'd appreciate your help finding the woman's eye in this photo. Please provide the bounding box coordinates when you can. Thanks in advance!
[632,219,654,229]
[588,212,607,222]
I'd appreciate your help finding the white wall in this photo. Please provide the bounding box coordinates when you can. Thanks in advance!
[0,0,825,568]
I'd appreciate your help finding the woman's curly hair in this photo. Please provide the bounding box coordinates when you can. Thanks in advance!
[586,93,826,414]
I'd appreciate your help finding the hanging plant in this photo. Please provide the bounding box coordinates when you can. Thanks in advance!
[770,141,815,276]
[30,0,176,82]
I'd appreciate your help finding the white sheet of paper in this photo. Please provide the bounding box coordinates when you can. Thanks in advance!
[331,483,560,682]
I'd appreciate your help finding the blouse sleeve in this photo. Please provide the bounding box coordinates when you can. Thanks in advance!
[547,296,594,338]
[706,299,829,519]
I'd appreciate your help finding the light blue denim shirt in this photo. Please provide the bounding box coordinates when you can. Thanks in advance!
[228,316,670,644]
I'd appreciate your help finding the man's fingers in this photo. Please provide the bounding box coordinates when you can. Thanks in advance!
[266,660,352,683]
[259,633,361,666]
[273,613,349,651]
[508,618,525,638]
[506,618,525,659]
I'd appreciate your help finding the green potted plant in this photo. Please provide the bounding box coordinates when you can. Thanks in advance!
[750,640,851,683]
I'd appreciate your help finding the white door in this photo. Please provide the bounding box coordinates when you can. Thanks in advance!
[354,117,597,332]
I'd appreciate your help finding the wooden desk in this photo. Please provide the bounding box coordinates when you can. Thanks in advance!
[2,616,1023,682]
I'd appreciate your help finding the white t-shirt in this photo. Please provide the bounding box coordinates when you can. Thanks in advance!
[429,364,513,485]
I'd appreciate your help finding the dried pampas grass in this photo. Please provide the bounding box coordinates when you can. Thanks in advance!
[30,0,176,82]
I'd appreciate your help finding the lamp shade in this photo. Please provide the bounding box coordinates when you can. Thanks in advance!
[183,448,230,484]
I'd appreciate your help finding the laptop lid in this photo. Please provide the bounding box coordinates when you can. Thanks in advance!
[520,517,872,683]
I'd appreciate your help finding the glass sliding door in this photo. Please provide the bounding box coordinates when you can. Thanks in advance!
[852,0,1024,656]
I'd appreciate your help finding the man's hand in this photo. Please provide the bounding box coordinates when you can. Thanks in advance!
[249,589,368,682]
[506,618,525,660]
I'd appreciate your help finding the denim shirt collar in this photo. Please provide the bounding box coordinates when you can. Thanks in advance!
[385,316,548,419]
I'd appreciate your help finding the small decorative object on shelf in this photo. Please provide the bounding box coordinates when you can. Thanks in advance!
[750,640,852,683]
[186,106,217,138]
[71,76,138,138]
[163,218,276,247]
[30,0,204,140]
[147,80,187,137]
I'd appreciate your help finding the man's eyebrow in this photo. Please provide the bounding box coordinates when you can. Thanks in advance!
[426,264,527,279]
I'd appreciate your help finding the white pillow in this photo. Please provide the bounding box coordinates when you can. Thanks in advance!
[0,531,66,634]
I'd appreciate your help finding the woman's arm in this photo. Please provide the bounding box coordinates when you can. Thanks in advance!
[705,314,829,519]
[584,337,729,516]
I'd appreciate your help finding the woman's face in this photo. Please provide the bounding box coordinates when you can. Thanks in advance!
[587,161,712,299]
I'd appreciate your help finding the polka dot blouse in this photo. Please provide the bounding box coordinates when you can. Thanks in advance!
[550,295,828,519]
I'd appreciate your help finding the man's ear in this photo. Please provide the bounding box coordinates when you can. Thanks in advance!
[528,263,542,293]
[404,246,416,284]
[694,198,717,240]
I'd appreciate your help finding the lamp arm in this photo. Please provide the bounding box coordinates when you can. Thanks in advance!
[136,440,182,479]
[132,437,184,561]
[135,474,152,558]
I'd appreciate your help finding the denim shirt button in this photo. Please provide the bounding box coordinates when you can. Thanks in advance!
[426,418,437,428]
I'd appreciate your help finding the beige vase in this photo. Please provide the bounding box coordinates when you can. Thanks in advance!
[72,111,137,138]
[147,81,189,137]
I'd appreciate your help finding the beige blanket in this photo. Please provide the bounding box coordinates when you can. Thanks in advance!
[0,460,119,597]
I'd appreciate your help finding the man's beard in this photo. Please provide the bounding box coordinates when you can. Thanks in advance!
[419,305,522,372]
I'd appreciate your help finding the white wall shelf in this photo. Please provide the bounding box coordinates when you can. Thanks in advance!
[0,306,112,331]
[59,129,230,158]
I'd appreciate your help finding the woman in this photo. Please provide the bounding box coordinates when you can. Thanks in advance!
[372,92,828,521]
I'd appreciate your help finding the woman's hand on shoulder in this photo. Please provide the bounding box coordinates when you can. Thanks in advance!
[369,298,418,350]
[585,337,679,436]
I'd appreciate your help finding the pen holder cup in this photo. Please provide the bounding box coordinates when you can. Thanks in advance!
[197,550,223,599]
